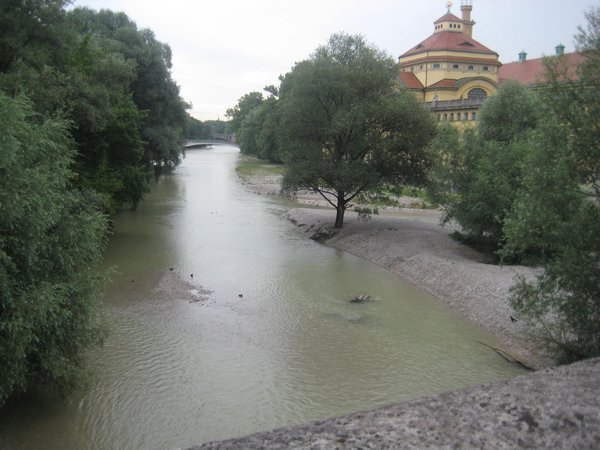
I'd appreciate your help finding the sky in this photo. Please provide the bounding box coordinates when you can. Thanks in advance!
[72,0,595,121]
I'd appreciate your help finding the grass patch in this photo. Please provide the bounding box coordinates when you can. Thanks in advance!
[235,159,285,178]
[355,185,438,210]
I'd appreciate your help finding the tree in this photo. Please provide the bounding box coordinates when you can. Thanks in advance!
[510,203,600,362]
[0,93,108,406]
[508,7,600,362]
[427,82,541,258]
[255,97,282,162]
[184,114,208,139]
[235,93,282,162]
[279,33,435,228]
[226,91,264,133]
[0,0,72,73]
[4,5,189,209]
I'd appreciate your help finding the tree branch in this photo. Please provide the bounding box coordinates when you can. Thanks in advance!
[310,184,338,209]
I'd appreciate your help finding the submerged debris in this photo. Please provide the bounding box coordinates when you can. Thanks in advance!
[349,294,371,303]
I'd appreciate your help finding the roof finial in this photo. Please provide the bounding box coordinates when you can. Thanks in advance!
[446,1,453,12]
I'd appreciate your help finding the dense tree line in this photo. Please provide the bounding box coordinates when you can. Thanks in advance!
[0,0,187,405]
[427,7,599,362]
[0,1,188,210]
[184,116,229,140]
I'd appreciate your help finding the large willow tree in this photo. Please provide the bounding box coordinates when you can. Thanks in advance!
[279,33,435,228]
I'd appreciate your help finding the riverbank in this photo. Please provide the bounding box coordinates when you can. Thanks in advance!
[237,160,548,368]
[285,208,546,369]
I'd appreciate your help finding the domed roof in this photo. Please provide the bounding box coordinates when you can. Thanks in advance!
[400,31,498,58]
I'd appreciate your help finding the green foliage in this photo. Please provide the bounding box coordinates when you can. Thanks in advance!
[226,91,264,133]
[0,4,187,210]
[508,7,600,362]
[427,83,542,259]
[510,203,600,362]
[279,33,435,227]
[184,115,209,139]
[500,117,582,261]
[478,81,540,144]
[234,95,283,162]
[0,94,108,406]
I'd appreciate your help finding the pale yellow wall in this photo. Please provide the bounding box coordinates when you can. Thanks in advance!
[455,80,497,99]
[399,49,499,96]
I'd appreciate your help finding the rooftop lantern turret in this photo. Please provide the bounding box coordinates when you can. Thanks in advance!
[433,1,475,36]
[434,2,464,34]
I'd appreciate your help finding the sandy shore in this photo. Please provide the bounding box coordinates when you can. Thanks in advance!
[237,164,549,368]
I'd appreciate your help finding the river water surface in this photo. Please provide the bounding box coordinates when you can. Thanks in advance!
[0,145,523,449]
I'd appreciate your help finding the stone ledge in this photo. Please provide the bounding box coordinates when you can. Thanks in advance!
[190,357,599,449]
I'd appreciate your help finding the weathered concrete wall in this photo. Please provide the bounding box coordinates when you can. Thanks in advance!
[190,357,599,449]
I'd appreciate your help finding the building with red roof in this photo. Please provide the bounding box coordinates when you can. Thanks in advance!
[498,49,584,86]
[398,1,499,124]
[398,2,584,125]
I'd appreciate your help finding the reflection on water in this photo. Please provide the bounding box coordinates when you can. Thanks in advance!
[0,146,523,449]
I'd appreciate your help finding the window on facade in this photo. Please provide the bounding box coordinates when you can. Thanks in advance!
[472,112,477,120]
[419,65,424,70]
[452,64,460,69]
[450,113,454,121]
[468,88,487,100]
[463,112,468,121]
[468,65,475,70]
[482,66,489,71]
[432,63,441,69]
[443,113,448,120]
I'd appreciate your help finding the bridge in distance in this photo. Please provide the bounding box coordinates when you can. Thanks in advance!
[184,134,236,149]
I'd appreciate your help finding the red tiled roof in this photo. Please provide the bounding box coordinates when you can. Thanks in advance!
[429,79,458,89]
[398,72,424,89]
[498,52,584,85]
[400,31,498,58]
[434,12,462,24]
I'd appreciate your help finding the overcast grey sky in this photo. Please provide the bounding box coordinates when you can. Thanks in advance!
[73,0,595,121]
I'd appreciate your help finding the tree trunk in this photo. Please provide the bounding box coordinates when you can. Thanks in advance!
[334,191,345,228]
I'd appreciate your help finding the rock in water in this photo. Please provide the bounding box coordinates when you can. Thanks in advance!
[350,294,370,303]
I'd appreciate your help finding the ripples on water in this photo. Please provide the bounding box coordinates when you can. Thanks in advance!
[0,146,524,449]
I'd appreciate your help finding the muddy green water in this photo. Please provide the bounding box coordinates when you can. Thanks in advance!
[0,146,523,449]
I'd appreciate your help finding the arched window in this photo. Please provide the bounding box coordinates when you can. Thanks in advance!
[468,88,487,100]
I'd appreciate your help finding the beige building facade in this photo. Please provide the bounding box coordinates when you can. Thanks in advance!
[398,1,500,124]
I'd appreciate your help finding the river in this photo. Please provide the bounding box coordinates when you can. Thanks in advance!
[0,145,523,449]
